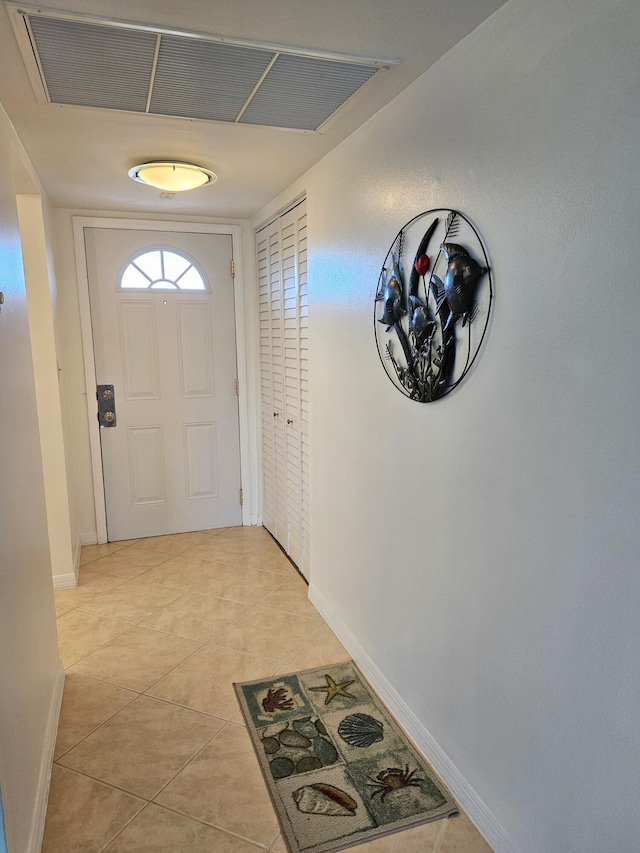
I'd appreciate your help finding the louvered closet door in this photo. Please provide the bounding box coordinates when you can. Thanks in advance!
[258,220,287,542]
[257,199,310,578]
[298,206,310,579]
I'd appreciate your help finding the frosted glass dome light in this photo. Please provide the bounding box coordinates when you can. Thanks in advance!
[128,161,217,192]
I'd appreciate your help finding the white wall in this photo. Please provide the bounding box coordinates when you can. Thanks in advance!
[51,209,259,541]
[18,193,76,586]
[0,106,62,853]
[253,1,640,851]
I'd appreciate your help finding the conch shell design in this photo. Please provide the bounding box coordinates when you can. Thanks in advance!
[292,783,357,816]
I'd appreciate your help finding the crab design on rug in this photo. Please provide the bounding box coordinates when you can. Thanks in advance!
[367,764,425,803]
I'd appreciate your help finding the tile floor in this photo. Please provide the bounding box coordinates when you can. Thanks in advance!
[45,526,493,853]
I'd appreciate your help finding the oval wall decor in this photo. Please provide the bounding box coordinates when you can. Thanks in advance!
[374,209,492,402]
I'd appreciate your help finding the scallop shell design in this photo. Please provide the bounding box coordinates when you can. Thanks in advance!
[292,783,357,816]
[337,713,384,748]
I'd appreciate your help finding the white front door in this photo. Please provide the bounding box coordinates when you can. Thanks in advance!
[84,227,242,541]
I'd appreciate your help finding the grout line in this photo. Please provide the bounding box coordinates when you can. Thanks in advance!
[146,798,272,849]
[433,815,450,852]
[54,764,150,804]
[53,681,140,761]
[98,801,153,853]
[60,620,133,670]
[150,716,239,800]
[267,829,284,851]
[57,712,223,804]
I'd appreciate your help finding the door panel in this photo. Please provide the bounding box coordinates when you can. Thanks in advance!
[85,227,242,540]
[257,199,310,578]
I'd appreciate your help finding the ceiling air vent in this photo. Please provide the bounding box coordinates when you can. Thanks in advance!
[12,6,392,131]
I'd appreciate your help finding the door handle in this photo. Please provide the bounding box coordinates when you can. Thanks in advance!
[287,418,293,425]
[97,384,117,428]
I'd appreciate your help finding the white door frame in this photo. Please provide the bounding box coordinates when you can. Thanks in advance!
[73,216,253,543]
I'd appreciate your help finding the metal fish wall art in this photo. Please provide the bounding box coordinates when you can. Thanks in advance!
[374,209,492,402]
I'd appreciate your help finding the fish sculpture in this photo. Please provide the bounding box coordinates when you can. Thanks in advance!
[437,243,487,331]
[376,253,406,330]
[408,295,435,349]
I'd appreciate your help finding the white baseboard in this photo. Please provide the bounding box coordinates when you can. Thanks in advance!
[73,532,82,576]
[52,572,77,590]
[307,585,519,853]
[53,534,82,590]
[79,531,98,546]
[27,661,64,853]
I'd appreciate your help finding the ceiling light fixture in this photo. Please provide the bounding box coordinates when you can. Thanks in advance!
[128,161,217,192]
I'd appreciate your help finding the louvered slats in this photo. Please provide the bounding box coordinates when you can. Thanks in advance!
[23,12,382,130]
[29,16,156,112]
[257,200,310,577]
[150,37,274,122]
[239,53,377,130]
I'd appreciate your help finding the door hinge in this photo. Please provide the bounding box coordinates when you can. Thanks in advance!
[239,488,244,506]
[230,258,235,278]
[235,378,240,395]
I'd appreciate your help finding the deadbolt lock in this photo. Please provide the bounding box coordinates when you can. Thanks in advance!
[97,384,117,428]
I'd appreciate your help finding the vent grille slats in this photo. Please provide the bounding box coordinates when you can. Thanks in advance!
[240,54,377,129]
[150,38,274,122]
[29,17,157,112]
[24,13,382,130]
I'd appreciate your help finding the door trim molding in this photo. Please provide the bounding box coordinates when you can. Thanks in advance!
[73,216,252,542]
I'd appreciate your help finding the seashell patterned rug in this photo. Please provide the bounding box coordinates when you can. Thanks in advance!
[234,661,457,853]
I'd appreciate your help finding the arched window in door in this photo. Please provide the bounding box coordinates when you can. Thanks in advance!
[119,248,208,291]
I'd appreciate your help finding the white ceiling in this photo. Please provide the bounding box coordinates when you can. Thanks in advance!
[0,0,509,218]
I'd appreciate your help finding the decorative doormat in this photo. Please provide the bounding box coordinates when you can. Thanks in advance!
[235,661,457,853]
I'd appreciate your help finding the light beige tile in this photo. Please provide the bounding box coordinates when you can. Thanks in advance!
[260,580,319,619]
[195,562,286,605]
[78,580,183,624]
[77,571,129,594]
[232,550,297,575]
[54,672,137,759]
[270,834,288,853]
[200,527,228,535]
[217,526,273,543]
[42,765,144,853]
[57,610,131,668]
[184,535,295,575]
[80,542,132,567]
[355,820,443,852]
[213,606,321,661]
[156,723,279,846]
[135,555,234,592]
[141,592,248,641]
[86,548,172,578]
[103,803,261,852]
[59,695,223,799]
[284,622,350,670]
[137,531,213,555]
[54,586,99,618]
[147,643,277,719]
[70,626,201,692]
[439,813,494,853]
